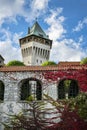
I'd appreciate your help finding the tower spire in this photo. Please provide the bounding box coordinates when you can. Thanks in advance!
[19,22,52,66]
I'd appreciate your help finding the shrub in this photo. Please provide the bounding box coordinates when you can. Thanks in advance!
[6,60,25,66]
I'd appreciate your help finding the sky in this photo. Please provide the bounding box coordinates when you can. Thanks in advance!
[0,0,87,63]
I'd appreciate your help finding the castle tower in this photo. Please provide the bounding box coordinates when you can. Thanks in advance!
[19,22,52,65]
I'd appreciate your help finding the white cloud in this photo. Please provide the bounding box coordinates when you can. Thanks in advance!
[0,40,22,63]
[0,29,22,63]
[26,0,50,22]
[73,17,87,32]
[78,35,83,43]
[31,0,49,10]
[50,39,86,63]
[13,32,23,45]
[45,8,66,41]
[0,0,50,25]
[44,8,86,62]
[0,0,25,25]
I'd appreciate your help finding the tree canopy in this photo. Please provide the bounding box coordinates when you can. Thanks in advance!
[6,60,25,66]
[80,57,87,65]
[42,61,57,66]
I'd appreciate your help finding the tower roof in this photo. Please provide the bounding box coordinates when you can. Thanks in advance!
[28,21,49,39]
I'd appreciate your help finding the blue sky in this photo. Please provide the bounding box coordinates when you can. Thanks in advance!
[0,0,87,63]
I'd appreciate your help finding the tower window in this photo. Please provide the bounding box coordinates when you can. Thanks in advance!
[23,39,26,43]
[37,59,38,63]
[45,41,49,45]
[28,38,30,41]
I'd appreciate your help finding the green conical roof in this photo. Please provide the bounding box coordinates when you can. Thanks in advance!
[28,22,49,39]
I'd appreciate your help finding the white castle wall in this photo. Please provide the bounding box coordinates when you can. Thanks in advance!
[0,71,57,129]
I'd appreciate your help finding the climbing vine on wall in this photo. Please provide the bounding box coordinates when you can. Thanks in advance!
[43,68,87,92]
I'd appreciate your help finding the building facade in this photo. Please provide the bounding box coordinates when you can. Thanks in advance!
[0,65,87,129]
[19,22,52,66]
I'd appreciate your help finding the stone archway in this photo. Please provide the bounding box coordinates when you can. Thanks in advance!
[57,79,79,99]
[19,78,42,101]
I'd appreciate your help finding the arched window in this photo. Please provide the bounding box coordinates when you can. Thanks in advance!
[21,80,31,100]
[0,81,4,101]
[20,78,42,101]
[68,80,79,98]
[58,79,79,99]
[58,81,65,99]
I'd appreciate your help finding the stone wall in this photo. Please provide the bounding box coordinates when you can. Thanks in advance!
[0,68,87,129]
[0,71,57,129]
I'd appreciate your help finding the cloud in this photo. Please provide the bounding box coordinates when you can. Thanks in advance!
[73,17,87,32]
[0,28,22,63]
[44,8,86,62]
[50,39,86,63]
[0,0,50,25]
[25,0,50,23]
[0,0,25,25]
[31,0,49,10]
[13,32,23,45]
[45,8,66,41]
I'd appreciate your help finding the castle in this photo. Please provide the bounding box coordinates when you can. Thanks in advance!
[19,21,52,66]
[0,22,87,130]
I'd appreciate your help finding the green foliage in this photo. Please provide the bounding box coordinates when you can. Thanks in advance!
[44,93,87,129]
[6,60,25,66]
[45,92,87,121]
[64,80,71,93]
[3,93,87,129]
[26,95,34,101]
[70,92,87,120]
[80,57,87,65]
[42,61,57,66]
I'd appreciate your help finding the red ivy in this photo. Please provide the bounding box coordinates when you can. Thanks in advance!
[45,102,87,130]
[43,69,87,92]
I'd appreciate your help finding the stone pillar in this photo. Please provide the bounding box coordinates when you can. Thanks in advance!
[4,81,19,101]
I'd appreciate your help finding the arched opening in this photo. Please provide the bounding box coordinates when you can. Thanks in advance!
[20,78,42,101]
[58,79,79,99]
[0,80,4,101]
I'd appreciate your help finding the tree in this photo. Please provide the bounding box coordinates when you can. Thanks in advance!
[42,61,57,66]
[4,93,87,130]
[6,60,25,66]
[80,57,87,65]
[71,92,87,121]
[45,93,87,130]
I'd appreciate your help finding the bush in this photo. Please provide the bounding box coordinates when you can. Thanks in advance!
[80,57,87,65]
[6,60,25,66]
[42,61,57,66]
